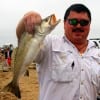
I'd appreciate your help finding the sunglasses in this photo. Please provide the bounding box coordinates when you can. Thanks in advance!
[67,18,90,26]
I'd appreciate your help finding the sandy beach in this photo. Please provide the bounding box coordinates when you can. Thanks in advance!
[0,68,39,100]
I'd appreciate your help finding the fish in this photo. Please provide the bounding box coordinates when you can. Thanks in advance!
[1,14,61,99]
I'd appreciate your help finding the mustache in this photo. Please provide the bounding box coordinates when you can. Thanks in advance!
[72,28,84,32]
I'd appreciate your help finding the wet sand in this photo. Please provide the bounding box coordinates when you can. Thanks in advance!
[0,68,39,100]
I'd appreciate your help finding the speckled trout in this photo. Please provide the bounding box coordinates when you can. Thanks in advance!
[2,14,60,99]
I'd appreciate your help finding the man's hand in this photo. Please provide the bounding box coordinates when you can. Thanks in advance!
[23,11,42,33]
[16,11,42,41]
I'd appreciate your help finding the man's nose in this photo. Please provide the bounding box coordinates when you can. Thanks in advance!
[76,23,81,27]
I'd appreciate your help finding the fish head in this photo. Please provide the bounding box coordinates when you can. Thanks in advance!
[35,14,61,35]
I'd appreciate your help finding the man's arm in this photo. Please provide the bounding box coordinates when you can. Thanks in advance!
[16,18,25,41]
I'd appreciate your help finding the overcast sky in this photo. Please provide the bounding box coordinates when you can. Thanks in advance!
[0,0,100,47]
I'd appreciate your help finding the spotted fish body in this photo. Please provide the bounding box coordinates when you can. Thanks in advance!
[2,14,60,99]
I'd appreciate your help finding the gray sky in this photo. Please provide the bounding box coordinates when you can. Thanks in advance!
[0,0,100,47]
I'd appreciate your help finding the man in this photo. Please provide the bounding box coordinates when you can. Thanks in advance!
[16,3,100,100]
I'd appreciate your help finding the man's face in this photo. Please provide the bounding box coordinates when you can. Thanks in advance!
[64,11,91,44]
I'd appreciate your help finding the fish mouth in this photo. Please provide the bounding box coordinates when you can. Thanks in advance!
[50,14,61,25]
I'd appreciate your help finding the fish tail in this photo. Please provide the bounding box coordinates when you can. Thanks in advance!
[2,81,21,99]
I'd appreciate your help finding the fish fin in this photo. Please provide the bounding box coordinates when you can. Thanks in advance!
[2,81,21,99]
